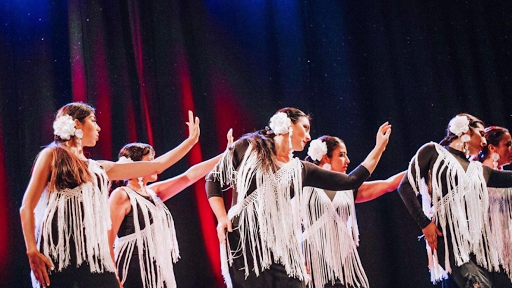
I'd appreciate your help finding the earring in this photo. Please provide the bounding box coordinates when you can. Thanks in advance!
[492,152,500,170]
[75,128,83,152]
[322,163,332,170]
[288,127,294,158]
[137,177,146,193]
[460,134,471,158]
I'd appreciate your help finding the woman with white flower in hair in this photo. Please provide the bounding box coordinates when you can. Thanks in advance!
[398,114,512,287]
[107,129,233,288]
[303,136,405,288]
[478,126,512,287]
[19,102,200,288]
[206,107,392,287]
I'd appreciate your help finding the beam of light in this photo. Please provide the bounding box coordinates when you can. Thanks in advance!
[128,0,153,145]
[90,11,112,160]
[177,52,224,287]
[68,0,87,102]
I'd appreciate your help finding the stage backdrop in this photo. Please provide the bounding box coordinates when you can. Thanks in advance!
[1,0,511,287]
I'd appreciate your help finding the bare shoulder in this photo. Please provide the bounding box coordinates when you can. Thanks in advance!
[109,187,130,203]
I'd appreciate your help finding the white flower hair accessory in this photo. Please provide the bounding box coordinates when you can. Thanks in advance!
[449,115,470,137]
[53,115,79,141]
[307,139,327,162]
[269,112,292,135]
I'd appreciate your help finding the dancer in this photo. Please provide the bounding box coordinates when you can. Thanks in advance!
[303,135,405,288]
[19,103,199,288]
[206,107,391,287]
[398,114,512,288]
[479,126,512,287]
[108,129,234,288]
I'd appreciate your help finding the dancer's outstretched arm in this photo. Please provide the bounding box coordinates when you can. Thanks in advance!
[150,129,234,202]
[355,171,406,203]
[101,111,200,181]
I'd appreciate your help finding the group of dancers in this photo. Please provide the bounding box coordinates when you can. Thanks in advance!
[19,102,512,288]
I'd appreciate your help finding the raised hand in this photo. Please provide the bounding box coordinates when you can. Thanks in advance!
[226,128,234,149]
[28,250,53,287]
[375,122,392,151]
[186,110,200,144]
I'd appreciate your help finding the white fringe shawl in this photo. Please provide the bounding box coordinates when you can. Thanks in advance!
[302,187,369,288]
[212,143,308,287]
[114,187,179,288]
[32,160,115,288]
[488,187,512,281]
[407,143,500,283]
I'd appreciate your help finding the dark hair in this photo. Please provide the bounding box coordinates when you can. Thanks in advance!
[241,107,310,172]
[305,136,344,165]
[110,143,155,193]
[439,113,485,146]
[479,126,509,161]
[48,102,96,191]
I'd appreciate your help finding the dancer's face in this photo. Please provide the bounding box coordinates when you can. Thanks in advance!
[467,123,486,156]
[290,116,311,151]
[75,113,101,147]
[328,142,350,174]
[489,132,512,167]
[141,153,158,183]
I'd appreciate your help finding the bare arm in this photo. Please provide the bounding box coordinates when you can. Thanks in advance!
[359,122,392,174]
[150,129,234,202]
[208,196,232,244]
[19,148,54,287]
[108,188,131,268]
[355,171,406,203]
[101,111,200,181]
[150,154,223,202]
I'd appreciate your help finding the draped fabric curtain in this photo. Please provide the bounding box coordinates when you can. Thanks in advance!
[1,0,511,287]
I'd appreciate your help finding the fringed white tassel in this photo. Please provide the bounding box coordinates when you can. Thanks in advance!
[407,143,500,284]
[488,187,512,282]
[302,188,369,288]
[33,160,115,288]
[114,187,179,288]
[221,143,308,282]
[220,242,233,288]
[210,145,238,188]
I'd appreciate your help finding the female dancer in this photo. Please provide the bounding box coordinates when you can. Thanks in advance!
[108,129,233,288]
[479,126,512,287]
[398,114,512,288]
[303,135,405,288]
[20,103,199,288]
[206,107,391,287]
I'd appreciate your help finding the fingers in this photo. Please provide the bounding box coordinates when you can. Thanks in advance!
[43,255,53,270]
[217,226,226,244]
[227,128,234,147]
[42,269,50,288]
[188,110,194,125]
[436,227,443,236]
[227,219,233,232]
[33,268,49,287]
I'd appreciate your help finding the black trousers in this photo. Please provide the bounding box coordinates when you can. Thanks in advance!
[436,231,494,288]
[48,263,118,288]
[227,224,306,288]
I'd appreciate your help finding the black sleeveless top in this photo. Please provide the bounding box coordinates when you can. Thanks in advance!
[117,188,155,237]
